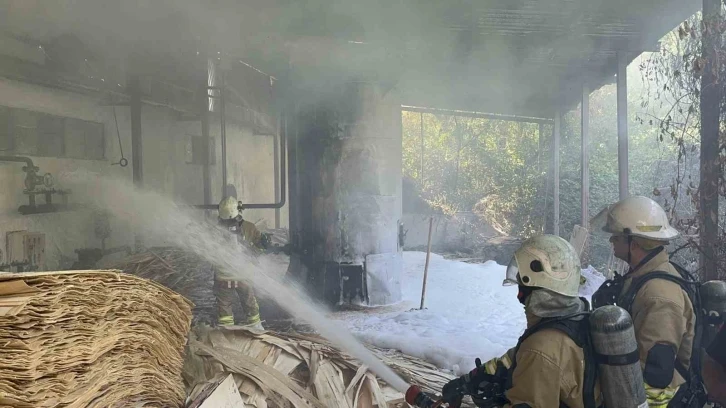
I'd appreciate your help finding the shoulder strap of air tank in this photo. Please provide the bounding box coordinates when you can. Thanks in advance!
[579,318,598,408]
[669,261,707,400]
[506,315,566,391]
[534,317,597,408]
[514,312,590,349]
[669,260,699,282]
[620,265,706,398]
[507,313,596,408]
[618,272,688,314]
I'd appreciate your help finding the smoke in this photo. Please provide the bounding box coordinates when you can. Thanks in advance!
[61,170,410,393]
[3,0,699,118]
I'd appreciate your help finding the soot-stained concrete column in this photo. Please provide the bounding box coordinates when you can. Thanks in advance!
[294,81,403,306]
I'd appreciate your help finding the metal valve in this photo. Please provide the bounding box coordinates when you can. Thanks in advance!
[43,173,54,188]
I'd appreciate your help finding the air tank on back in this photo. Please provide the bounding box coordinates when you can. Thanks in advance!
[589,305,647,408]
[701,280,726,347]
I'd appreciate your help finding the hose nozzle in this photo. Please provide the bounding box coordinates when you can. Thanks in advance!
[405,385,442,408]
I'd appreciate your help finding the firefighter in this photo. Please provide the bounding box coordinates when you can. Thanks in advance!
[591,195,700,407]
[214,196,264,330]
[439,235,602,408]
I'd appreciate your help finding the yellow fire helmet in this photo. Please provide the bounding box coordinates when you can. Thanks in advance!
[218,196,240,220]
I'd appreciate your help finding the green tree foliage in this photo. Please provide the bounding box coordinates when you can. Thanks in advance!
[402,112,545,235]
[402,14,725,276]
[402,64,680,269]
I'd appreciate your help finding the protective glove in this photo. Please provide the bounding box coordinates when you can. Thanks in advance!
[591,273,623,308]
[441,358,509,408]
[440,375,469,403]
[441,358,489,403]
[259,233,272,249]
[470,379,507,408]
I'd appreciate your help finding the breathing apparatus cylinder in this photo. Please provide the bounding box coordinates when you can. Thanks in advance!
[701,280,726,346]
[589,305,647,408]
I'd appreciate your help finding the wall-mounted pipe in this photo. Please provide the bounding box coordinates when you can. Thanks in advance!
[192,85,227,210]
[192,109,287,211]
[0,155,36,169]
[0,155,42,190]
[240,109,286,209]
[0,53,198,117]
[200,85,212,206]
[193,59,227,207]
[0,156,75,214]
[206,85,228,200]
[129,76,143,189]
[220,87,227,198]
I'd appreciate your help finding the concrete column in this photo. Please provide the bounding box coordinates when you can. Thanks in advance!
[295,82,403,306]
[553,112,561,237]
[617,53,629,199]
[581,84,590,228]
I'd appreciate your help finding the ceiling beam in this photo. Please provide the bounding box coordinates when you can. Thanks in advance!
[402,105,553,124]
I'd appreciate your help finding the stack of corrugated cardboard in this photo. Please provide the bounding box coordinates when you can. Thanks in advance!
[0,270,192,408]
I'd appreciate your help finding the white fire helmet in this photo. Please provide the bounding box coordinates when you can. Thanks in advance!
[504,234,581,297]
[218,196,240,220]
[591,195,679,243]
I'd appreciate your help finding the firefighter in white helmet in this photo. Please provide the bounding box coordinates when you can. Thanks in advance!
[592,195,703,407]
[214,196,264,330]
[438,235,602,408]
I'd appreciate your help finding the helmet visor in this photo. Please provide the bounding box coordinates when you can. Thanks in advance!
[503,257,519,286]
[590,204,619,235]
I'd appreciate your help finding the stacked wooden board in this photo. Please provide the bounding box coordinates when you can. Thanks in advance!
[0,270,193,408]
[102,247,291,325]
[184,326,474,408]
[101,248,217,325]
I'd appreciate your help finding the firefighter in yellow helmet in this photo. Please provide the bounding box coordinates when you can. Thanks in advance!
[214,196,264,330]
[438,235,602,408]
[592,195,702,407]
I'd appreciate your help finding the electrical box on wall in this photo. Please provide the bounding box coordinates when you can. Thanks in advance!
[6,230,46,271]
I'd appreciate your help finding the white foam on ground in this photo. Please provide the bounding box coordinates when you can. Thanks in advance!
[335,252,524,375]
[336,252,607,375]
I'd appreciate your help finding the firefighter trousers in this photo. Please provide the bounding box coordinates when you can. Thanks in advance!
[214,278,261,326]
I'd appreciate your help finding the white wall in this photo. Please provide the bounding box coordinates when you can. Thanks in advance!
[211,121,288,230]
[0,77,287,270]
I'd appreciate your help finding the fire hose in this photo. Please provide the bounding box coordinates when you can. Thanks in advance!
[405,385,455,408]
[405,383,507,408]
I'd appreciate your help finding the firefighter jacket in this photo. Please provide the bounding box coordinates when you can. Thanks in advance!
[617,250,696,407]
[215,220,263,282]
[484,312,603,408]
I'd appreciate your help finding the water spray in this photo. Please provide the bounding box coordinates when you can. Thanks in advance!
[67,173,410,393]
